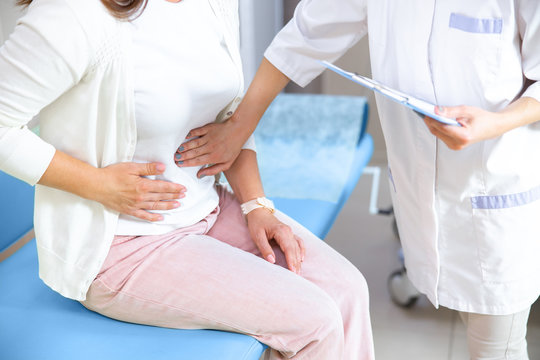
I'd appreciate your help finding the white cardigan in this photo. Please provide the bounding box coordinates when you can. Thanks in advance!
[0,0,247,300]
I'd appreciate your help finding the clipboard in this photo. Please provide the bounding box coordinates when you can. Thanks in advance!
[321,61,461,126]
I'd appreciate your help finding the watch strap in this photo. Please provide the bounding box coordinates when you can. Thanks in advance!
[240,197,275,215]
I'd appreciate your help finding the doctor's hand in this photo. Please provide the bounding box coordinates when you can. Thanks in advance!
[175,118,252,178]
[246,208,306,274]
[94,162,186,222]
[423,105,507,150]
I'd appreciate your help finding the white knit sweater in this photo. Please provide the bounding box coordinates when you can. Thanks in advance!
[0,0,247,300]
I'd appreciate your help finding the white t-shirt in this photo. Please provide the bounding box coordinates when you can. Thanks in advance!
[116,0,240,235]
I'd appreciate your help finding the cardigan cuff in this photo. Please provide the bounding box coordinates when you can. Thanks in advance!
[0,126,55,185]
[241,134,256,152]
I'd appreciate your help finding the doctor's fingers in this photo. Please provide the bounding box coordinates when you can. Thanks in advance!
[176,137,232,168]
[176,142,237,174]
[175,150,212,168]
[176,136,207,156]
[424,118,470,150]
[435,105,475,120]
[185,124,212,139]
[197,162,234,178]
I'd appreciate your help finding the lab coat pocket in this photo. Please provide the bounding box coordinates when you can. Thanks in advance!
[471,186,540,284]
[449,13,502,34]
[442,13,503,93]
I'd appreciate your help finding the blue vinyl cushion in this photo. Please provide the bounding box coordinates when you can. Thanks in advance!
[271,133,373,239]
[0,239,265,360]
[255,94,369,203]
[0,171,34,253]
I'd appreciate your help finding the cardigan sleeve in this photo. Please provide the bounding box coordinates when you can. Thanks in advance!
[518,0,540,103]
[264,0,368,88]
[0,0,92,185]
[241,135,256,152]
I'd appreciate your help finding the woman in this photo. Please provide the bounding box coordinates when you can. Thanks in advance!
[0,0,374,359]
[177,1,540,359]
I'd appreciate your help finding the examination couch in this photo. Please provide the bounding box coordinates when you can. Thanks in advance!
[0,93,372,360]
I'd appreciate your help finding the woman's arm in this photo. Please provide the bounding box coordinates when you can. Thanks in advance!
[0,2,184,221]
[423,97,540,150]
[224,149,305,273]
[176,58,290,177]
[40,150,185,222]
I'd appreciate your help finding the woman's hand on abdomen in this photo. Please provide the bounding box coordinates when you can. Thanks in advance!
[94,162,186,221]
[39,150,186,222]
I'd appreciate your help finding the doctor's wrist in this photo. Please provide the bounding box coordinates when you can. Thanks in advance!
[228,111,258,141]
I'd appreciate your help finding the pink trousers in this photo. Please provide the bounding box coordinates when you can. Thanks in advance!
[82,186,375,360]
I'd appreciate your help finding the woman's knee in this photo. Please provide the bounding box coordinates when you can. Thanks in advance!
[335,260,370,305]
[290,289,345,342]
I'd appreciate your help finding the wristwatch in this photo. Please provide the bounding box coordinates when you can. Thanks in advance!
[240,197,275,215]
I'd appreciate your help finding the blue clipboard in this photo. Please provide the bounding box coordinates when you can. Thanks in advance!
[321,61,461,126]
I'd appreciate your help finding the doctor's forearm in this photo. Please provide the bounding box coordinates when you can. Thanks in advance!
[498,96,540,132]
[229,58,290,140]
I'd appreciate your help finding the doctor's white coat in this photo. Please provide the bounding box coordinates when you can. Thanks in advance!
[265,0,540,315]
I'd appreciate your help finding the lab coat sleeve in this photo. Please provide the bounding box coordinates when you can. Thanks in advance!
[0,0,92,185]
[241,134,256,152]
[264,0,368,87]
[518,0,540,103]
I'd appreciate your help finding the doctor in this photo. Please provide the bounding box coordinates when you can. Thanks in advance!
[176,1,540,359]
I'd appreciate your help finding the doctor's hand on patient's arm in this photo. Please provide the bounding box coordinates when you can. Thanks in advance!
[246,208,306,274]
[176,58,290,178]
[424,97,540,150]
[39,151,186,222]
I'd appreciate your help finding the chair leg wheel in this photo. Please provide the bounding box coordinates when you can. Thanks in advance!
[388,269,420,308]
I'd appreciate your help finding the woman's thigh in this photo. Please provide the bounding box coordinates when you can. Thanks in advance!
[83,185,370,356]
[209,185,371,327]
[209,186,374,358]
[82,231,342,357]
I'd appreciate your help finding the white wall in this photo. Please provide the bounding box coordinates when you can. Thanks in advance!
[239,0,282,86]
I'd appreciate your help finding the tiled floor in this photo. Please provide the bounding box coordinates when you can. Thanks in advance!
[325,162,540,360]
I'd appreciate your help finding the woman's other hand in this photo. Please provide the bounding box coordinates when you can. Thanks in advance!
[246,208,306,274]
[175,118,248,178]
[423,105,507,150]
[96,162,186,222]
